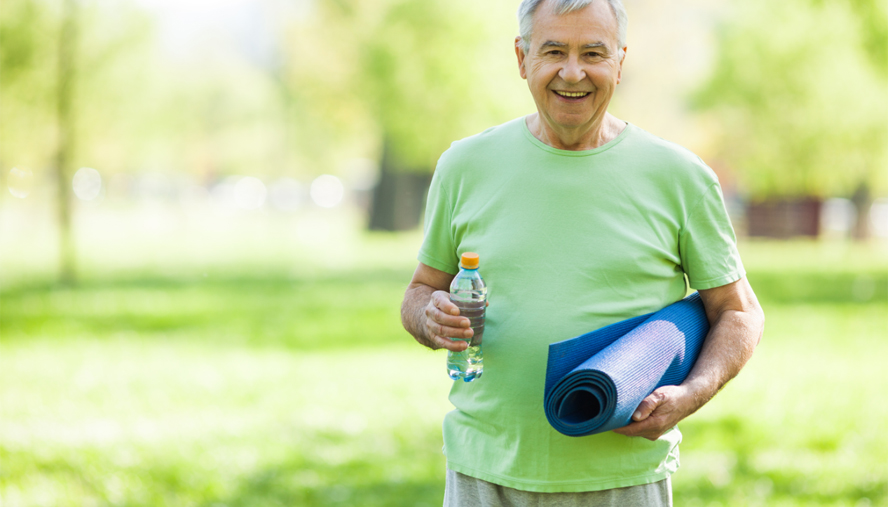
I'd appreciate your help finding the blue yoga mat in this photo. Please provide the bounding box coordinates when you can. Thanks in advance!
[544,293,710,437]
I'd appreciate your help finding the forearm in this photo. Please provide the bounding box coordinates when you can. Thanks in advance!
[681,306,764,412]
[615,278,765,439]
[401,283,438,349]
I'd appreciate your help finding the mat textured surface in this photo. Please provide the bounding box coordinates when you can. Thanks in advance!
[544,293,710,437]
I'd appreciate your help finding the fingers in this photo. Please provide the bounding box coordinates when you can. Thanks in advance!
[429,332,470,352]
[427,292,472,331]
[612,423,638,437]
[432,291,461,316]
[632,390,666,422]
[613,410,668,440]
[612,419,663,441]
[614,386,692,441]
[426,318,474,342]
[426,304,471,330]
[425,291,473,349]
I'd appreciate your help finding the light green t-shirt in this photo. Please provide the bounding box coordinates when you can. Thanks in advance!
[418,117,745,493]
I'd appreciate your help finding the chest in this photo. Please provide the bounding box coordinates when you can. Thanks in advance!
[449,173,684,280]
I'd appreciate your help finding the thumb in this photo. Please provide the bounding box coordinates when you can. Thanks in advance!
[632,390,665,422]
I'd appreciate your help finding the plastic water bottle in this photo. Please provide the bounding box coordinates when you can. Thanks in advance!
[447,252,487,382]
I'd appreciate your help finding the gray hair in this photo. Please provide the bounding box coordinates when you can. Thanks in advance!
[517,0,627,57]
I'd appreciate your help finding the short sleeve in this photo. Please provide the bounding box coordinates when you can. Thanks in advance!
[417,165,460,275]
[679,182,746,290]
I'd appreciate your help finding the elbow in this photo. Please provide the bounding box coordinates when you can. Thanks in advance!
[400,292,412,333]
[401,283,426,334]
[753,303,765,348]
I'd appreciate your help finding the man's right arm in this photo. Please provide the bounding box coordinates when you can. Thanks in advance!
[401,262,474,352]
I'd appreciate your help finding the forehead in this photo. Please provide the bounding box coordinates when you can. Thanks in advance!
[531,0,619,47]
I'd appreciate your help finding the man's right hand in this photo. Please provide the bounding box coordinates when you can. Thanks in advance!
[402,263,478,351]
[423,290,473,352]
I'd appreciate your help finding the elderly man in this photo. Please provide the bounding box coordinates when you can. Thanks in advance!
[400,0,765,505]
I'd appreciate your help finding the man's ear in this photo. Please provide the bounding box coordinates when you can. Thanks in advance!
[515,36,528,80]
[616,46,627,84]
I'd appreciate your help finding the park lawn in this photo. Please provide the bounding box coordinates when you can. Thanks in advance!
[1,240,887,507]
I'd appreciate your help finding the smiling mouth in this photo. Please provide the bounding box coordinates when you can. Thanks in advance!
[553,91,590,98]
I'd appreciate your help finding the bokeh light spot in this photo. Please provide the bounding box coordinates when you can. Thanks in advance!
[210,177,239,215]
[821,198,856,234]
[234,176,267,210]
[7,167,34,198]
[269,177,303,212]
[342,158,378,192]
[870,198,888,238]
[72,167,102,201]
[310,175,343,208]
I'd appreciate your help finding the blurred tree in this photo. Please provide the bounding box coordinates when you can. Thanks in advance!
[362,0,501,231]
[1,0,154,281]
[845,0,888,77]
[1,0,75,280]
[0,0,57,172]
[54,0,77,283]
[695,0,888,237]
[3,0,530,237]
[281,0,525,230]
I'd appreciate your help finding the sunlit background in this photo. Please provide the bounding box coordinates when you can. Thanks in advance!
[1,0,886,505]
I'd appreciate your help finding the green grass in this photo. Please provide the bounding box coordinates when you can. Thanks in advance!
[1,341,450,507]
[677,302,888,506]
[0,271,413,351]
[1,236,887,506]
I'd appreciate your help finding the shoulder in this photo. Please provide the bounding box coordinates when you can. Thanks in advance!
[625,125,719,188]
[448,117,523,154]
[435,118,525,178]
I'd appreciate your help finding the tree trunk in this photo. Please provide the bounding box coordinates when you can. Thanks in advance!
[368,139,432,231]
[55,0,77,283]
[851,181,871,241]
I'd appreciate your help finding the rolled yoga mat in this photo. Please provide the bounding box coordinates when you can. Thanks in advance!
[544,293,710,437]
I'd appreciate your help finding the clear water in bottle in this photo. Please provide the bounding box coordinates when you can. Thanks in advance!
[448,252,487,382]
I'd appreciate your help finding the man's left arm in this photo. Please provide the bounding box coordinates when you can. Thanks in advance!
[613,277,765,440]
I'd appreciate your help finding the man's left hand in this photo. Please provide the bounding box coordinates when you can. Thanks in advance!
[612,385,695,441]
[613,278,765,441]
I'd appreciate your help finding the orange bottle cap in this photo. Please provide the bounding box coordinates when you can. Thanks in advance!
[460,252,480,269]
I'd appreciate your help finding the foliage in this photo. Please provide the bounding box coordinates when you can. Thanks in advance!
[0,0,59,169]
[280,0,529,172]
[356,0,517,170]
[0,0,158,173]
[694,0,888,199]
[0,0,313,180]
[1,0,529,181]
[844,0,888,76]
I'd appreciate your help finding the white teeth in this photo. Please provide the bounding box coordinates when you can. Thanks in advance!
[555,91,589,98]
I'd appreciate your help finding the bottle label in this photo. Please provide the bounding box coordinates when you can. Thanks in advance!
[452,299,485,346]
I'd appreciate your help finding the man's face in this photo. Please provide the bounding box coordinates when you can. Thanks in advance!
[516,0,625,132]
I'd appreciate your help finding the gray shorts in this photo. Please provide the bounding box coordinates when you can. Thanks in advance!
[443,469,673,507]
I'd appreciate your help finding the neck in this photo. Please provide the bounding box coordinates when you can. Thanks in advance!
[527,112,625,151]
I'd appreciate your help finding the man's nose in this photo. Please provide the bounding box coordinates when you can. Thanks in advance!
[559,56,585,83]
